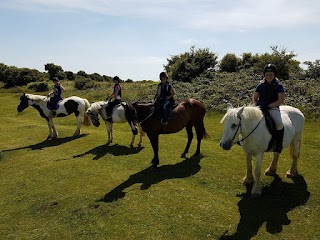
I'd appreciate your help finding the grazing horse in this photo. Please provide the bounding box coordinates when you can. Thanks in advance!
[220,104,305,196]
[132,98,208,167]
[17,93,91,140]
[85,101,144,147]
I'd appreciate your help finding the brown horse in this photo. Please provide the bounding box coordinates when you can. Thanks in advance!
[132,98,208,167]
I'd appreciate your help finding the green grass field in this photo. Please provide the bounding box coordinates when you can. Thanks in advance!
[1,92,320,240]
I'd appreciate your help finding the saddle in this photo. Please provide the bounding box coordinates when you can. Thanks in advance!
[155,100,178,120]
[263,111,277,151]
[47,99,62,111]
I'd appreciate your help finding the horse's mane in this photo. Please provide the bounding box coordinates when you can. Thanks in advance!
[221,105,263,123]
[26,93,47,102]
[89,101,107,113]
[242,106,263,120]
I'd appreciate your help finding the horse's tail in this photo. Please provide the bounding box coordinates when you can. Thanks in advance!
[83,98,91,126]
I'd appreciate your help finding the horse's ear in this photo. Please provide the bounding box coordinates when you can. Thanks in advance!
[226,103,233,110]
[238,106,245,116]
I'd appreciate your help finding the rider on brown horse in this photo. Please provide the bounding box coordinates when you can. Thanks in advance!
[154,72,176,125]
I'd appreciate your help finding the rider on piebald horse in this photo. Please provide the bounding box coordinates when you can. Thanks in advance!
[154,72,176,125]
[48,77,65,117]
[252,63,285,153]
[105,76,122,122]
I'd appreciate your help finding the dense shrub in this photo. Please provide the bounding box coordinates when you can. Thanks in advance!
[74,76,96,90]
[27,81,49,92]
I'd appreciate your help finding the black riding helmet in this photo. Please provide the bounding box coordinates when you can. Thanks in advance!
[52,77,59,82]
[264,63,277,75]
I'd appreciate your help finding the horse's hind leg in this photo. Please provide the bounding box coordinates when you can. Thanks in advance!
[286,137,301,178]
[194,123,205,156]
[265,152,280,176]
[73,114,82,137]
[181,123,193,158]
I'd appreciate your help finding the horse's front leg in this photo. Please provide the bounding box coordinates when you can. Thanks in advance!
[105,122,113,145]
[47,119,58,139]
[242,151,254,185]
[72,114,81,137]
[148,134,159,167]
[265,152,280,176]
[251,153,264,196]
[181,123,193,158]
[129,133,135,147]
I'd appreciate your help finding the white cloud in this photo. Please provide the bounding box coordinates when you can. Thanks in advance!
[1,0,320,30]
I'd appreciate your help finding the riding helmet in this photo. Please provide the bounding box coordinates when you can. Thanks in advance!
[264,63,277,75]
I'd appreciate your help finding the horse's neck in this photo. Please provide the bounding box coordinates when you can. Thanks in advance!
[241,115,267,138]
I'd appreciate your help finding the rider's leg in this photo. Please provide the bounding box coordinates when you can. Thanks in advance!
[269,108,284,153]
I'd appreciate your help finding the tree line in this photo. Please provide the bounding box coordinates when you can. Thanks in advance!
[0,45,319,90]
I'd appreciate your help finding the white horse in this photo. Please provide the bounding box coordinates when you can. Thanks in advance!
[220,104,305,196]
[85,101,144,147]
[17,93,91,139]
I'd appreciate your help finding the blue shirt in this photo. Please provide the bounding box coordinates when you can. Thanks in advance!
[255,78,284,107]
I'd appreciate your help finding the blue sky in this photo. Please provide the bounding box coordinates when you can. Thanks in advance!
[0,0,319,81]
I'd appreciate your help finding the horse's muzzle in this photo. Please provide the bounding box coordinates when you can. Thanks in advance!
[220,141,232,150]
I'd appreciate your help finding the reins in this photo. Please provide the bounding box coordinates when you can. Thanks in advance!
[138,102,164,125]
[233,114,264,146]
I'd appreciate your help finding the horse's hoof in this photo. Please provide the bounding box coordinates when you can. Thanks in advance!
[286,170,298,178]
[243,177,254,186]
[151,159,159,167]
[129,143,133,148]
[138,143,142,148]
[181,153,186,158]
[251,192,262,198]
[265,168,277,176]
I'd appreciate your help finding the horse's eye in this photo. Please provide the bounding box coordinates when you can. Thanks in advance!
[231,124,237,129]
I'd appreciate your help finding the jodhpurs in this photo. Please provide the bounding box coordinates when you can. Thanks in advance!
[268,107,283,130]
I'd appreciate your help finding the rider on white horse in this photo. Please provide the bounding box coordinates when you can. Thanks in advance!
[105,76,121,122]
[252,63,285,153]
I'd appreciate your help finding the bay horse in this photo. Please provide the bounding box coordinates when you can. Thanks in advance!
[132,98,208,167]
[17,93,91,140]
[220,104,305,196]
[85,101,144,147]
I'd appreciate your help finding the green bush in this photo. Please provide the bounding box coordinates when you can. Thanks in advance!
[74,76,96,90]
[27,81,49,92]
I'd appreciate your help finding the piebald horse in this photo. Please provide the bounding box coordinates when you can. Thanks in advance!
[17,93,91,139]
[85,101,144,147]
[220,104,305,196]
[132,98,208,167]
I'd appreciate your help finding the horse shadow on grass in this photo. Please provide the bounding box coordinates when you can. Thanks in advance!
[73,143,145,160]
[97,154,204,203]
[2,134,89,152]
[219,174,310,240]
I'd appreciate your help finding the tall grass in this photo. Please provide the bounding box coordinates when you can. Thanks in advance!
[0,93,319,239]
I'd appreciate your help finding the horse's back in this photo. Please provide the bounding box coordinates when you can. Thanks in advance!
[280,105,305,133]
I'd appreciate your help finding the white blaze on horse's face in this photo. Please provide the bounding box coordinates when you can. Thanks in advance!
[220,107,243,150]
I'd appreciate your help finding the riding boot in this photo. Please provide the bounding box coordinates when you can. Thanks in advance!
[274,128,284,153]
[51,110,56,117]
[161,109,169,125]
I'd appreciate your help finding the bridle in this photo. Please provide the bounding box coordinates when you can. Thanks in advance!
[231,114,263,146]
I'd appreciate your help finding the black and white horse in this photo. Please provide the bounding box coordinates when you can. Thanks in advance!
[86,101,144,147]
[17,93,91,140]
